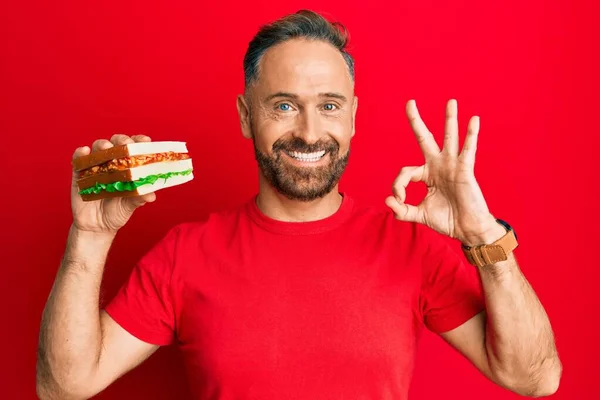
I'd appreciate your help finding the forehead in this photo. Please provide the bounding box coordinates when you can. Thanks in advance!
[255,39,353,97]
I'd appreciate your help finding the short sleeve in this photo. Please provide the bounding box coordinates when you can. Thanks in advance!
[419,227,485,333]
[104,226,181,346]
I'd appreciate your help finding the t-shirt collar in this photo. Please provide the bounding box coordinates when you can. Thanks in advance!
[246,192,355,235]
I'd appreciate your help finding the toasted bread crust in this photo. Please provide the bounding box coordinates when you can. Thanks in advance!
[80,189,143,202]
[72,145,131,172]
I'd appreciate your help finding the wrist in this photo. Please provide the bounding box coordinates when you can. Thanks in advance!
[69,221,118,240]
[64,224,116,266]
[459,217,507,247]
[69,224,117,242]
[461,217,519,268]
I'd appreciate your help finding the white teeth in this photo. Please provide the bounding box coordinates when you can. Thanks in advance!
[289,150,326,162]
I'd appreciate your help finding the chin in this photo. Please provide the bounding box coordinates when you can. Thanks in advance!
[274,177,339,202]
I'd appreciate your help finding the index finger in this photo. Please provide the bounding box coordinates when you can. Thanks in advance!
[72,146,91,160]
[392,165,425,203]
[406,100,440,158]
[71,146,91,181]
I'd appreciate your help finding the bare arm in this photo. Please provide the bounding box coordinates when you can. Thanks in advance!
[441,227,561,397]
[37,134,159,399]
[36,226,158,399]
[385,100,561,397]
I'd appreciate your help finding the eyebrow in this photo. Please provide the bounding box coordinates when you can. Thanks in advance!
[265,92,298,102]
[264,92,348,102]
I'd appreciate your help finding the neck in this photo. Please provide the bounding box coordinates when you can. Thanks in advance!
[256,177,343,223]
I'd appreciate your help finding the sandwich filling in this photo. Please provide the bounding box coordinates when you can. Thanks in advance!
[79,169,193,195]
[80,152,191,178]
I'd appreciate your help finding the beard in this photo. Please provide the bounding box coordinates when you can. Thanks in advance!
[254,135,350,202]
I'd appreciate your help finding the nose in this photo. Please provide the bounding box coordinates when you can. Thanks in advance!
[294,108,323,144]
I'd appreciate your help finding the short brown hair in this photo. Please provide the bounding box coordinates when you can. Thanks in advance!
[243,10,355,88]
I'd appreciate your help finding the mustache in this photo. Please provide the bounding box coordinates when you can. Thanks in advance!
[272,137,339,154]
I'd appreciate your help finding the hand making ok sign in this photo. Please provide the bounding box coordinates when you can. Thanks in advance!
[385,99,503,246]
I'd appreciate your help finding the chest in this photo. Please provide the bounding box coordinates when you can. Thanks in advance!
[175,232,422,389]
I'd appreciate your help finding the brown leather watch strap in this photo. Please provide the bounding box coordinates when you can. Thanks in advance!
[463,228,518,267]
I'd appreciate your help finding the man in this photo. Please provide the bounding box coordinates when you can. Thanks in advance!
[37,10,561,400]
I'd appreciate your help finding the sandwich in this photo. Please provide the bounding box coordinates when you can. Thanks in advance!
[73,141,194,201]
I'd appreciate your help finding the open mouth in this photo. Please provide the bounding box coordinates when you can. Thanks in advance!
[284,150,327,163]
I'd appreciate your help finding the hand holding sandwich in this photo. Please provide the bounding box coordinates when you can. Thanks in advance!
[71,134,156,234]
[71,135,156,234]
[71,133,194,234]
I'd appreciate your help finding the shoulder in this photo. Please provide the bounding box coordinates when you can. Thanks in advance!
[159,200,250,249]
[346,195,393,225]
[345,195,424,249]
[347,196,417,234]
[347,195,448,254]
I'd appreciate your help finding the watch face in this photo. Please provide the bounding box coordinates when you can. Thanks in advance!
[496,219,517,241]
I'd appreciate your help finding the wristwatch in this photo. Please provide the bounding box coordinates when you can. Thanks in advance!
[461,219,519,267]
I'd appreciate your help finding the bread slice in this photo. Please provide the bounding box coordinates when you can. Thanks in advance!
[78,158,194,201]
[73,141,189,172]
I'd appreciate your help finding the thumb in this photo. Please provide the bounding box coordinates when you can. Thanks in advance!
[385,196,423,223]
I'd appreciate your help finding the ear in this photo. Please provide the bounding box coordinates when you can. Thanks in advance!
[351,95,358,138]
[236,94,252,139]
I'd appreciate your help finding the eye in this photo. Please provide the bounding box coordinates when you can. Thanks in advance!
[277,103,292,111]
[323,103,338,111]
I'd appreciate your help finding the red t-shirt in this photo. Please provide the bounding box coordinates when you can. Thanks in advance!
[106,193,484,399]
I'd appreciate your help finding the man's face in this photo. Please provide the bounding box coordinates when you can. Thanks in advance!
[238,39,357,201]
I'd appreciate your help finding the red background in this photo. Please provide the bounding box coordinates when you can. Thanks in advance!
[2,0,598,398]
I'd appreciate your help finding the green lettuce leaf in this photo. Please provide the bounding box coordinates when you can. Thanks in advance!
[79,169,193,195]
